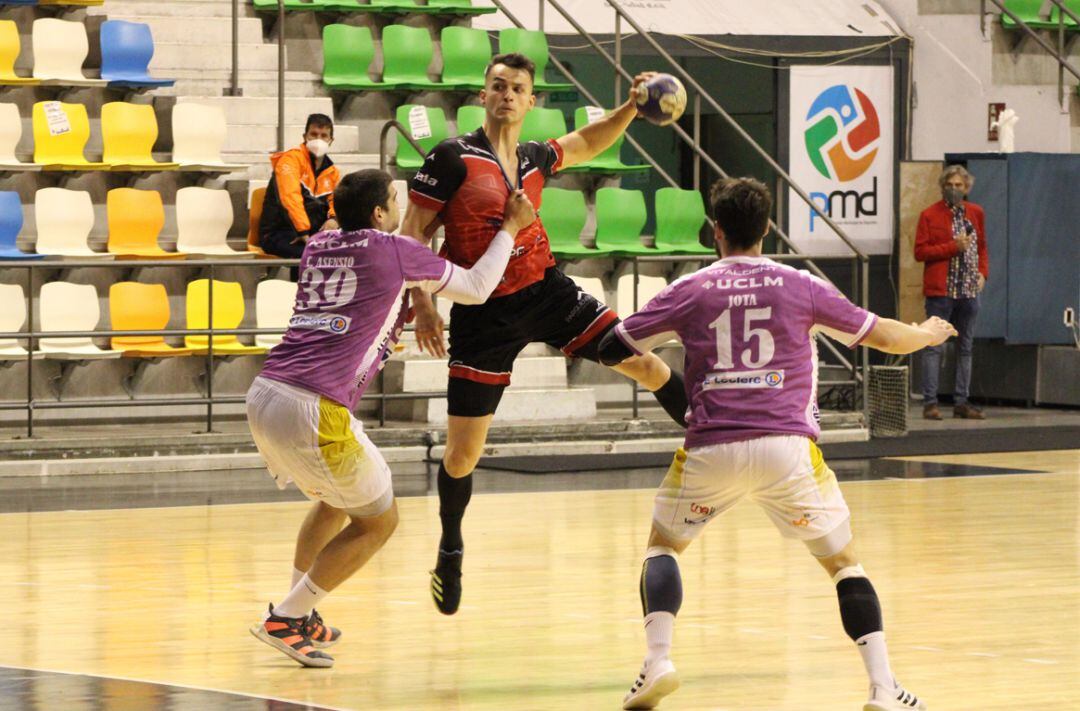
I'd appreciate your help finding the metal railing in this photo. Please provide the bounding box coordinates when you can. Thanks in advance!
[982,0,1080,108]
[379,120,427,172]
[0,259,452,438]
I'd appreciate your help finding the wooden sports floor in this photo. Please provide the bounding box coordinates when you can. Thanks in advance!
[1,449,1077,710]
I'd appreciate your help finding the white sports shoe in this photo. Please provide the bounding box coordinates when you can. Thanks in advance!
[864,681,927,710]
[622,657,680,710]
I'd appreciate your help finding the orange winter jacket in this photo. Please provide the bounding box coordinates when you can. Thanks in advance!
[259,144,340,238]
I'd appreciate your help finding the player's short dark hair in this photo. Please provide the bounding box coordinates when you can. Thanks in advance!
[709,177,772,251]
[484,52,536,83]
[334,169,392,231]
[304,113,334,137]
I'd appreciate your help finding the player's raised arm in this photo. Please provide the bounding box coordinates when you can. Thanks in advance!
[555,72,654,170]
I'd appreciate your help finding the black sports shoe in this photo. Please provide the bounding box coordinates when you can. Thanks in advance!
[249,604,334,668]
[430,549,463,615]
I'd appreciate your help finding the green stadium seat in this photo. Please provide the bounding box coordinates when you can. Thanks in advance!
[498,28,573,92]
[456,105,485,135]
[382,25,453,90]
[426,0,497,15]
[594,187,658,256]
[562,106,649,174]
[520,107,566,144]
[322,24,391,90]
[252,0,321,11]
[1000,0,1078,29]
[541,187,611,258]
[394,104,448,170]
[654,187,715,255]
[440,26,491,90]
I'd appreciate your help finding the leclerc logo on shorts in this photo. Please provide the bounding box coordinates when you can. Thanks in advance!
[289,312,352,334]
[804,84,880,182]
[703,370,785,390]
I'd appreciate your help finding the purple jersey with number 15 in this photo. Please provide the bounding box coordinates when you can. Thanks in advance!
[614,256,877,448]
[259,229,454,410]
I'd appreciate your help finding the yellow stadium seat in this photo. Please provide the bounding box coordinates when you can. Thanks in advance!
[102,102,178,171]
[32,102,107,170]
[246,186,272,257]
[31,19,106,86]
[0,21,39,86]
[40,0,105,6]
[185,279,266,355]
[106,188,187,259]
[109,282,194,357]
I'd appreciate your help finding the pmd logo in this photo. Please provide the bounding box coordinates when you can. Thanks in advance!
[329,316,348,333]
[804,85,880,182]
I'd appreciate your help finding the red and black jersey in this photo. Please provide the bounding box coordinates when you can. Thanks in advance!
[408,128,564,298]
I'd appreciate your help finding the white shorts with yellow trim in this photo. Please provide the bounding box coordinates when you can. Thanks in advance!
[653,435,851,555]
[246,376,392,513]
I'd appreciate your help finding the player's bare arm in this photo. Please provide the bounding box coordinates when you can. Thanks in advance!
[861,316,957,354]
[556,72,655,169]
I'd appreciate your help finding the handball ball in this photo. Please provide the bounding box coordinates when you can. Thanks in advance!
[636,73,687,126]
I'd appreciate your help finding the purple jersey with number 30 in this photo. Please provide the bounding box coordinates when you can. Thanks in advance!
[259,229,453,410]
[615,256,877,448]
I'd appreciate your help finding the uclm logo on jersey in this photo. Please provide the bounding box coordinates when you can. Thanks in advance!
[803,85,881,232]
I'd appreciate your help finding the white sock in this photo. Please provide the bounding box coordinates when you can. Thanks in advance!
[291,566,306,589]
[856,631,895,689]
[273,573,329,620]
[644,611,675,666]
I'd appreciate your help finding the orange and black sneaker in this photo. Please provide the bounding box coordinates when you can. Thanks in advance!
[303,608,342,649]
[249,604,334,668]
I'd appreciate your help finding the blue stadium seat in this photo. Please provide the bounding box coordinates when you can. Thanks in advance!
[0,1,38,5]
[0,191,43,260]
[100,21,176,88]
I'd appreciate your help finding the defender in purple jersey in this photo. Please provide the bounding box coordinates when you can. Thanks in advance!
[599,178,955,711]
[246,170,536,669]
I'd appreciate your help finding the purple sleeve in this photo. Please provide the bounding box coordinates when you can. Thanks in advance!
[614,280,684,355]
[807,274,877,348]
[394,236,453,292]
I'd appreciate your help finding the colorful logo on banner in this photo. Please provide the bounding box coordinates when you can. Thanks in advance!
[803,85,881,182]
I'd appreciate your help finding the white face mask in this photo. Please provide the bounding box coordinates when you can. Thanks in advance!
[306,138,330,158]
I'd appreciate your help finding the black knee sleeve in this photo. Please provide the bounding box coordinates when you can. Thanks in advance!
[640,554,683,617]
[837,576,883,641]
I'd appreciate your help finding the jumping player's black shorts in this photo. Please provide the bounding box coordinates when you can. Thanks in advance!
[446,267,620,417]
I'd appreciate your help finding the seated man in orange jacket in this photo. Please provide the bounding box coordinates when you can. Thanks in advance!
[259,113,341,258]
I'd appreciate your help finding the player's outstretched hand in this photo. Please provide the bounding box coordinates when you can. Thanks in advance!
[414,295,447,357]
[918,316,958,346]
[501,189,536,235]
[628,71,658,115]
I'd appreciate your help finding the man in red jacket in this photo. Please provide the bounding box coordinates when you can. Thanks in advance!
[914,165,989,420]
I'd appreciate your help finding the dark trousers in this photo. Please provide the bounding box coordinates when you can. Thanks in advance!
[921,296,980,406]
[260,230,305,259]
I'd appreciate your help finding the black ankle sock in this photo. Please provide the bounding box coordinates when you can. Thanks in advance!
[836,576,883,641]
[640,554,683,616]
[652,371,688,427]
[437,463,472,554]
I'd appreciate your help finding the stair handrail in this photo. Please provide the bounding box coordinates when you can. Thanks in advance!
[379,120,429,172]
[982,0,1080,107]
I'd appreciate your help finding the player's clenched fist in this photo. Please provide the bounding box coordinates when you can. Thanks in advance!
[501,189,536,235]
[918,316,958,346]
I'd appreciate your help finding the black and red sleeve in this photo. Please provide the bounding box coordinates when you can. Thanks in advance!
[524,139,565,178]
[408,140,467,212]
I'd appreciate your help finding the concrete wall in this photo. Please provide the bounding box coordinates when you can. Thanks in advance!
[879,0,1073,159]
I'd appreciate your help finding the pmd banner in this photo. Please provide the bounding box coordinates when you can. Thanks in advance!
[787,65,894,256]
